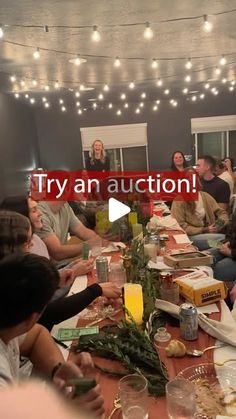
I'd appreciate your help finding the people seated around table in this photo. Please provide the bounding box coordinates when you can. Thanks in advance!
[170,150,188,172]
[210,211,236,282]
[35,200,102,268]
[171,190,228,251]
[215,159,234,197]
[0,252,105,417]
[0,210,121,331]
[196,155,230,210]
[86,139,110,172]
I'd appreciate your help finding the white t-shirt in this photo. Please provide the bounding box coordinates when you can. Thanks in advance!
[218,171,234,196]
[30,234,50,259]
[0,335,25,388]
[195,193,206,221]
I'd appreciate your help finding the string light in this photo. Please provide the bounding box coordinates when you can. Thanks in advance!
[141,92,146,98]
[164,89,170,95]
[108,103,113,108]
[219,55,227,66]
[98,93,104,100]
[231,80,236,85]
[91,25,101,42]
[215,66,221,75]
[204,82,210,89]
[32,79,37,86]
[14,93,19,98]
[182,87,188,94]
[153,105,158,111]
[76,101,80,106]
[156,78,163,87]
[117,109,122,115]
[203,14,213,32]
[78,109,83,115]
[93,103,97,109]
[139,102,144,107]
[33,47,40,59]
[0,25,4,38]
[114,57,121,67]
[61,106,66,111]
[151,58,158,69]
[121,93,126,100]
[30,98,35,104]
[173,101,178,107]
[214,90,219,95]
[129,81,135,89]
[124,103,129,108]
[24,94,29,98]
[191,95,197,101]
[20,80,25,87]
[229,86,234,91]
[42,97,47,102]
[222,78,227,83]
[10,75,16,82]
[200,93,205,99]
[144,22,153,39]
[74,56,81,66]
[211,86,216,92]
[54,81,60,89]
[80,84,85,91]
[44,102,50,108]
[59,99,64,104]
[156,99,160,104]
[75,91,80,98]
[185,58,192,69]
[185,75,191,83]
[103,84,109,91]
[135,108,140,114]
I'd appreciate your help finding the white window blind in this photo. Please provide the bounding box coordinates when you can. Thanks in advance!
[191,115,236,134]
[80,123,147,150]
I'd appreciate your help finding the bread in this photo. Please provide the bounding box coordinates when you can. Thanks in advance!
[165,339,186,357]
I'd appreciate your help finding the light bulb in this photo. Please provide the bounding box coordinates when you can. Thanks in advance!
[185,58,192,69]
[164,89,169,95]
[124,103,129,108]
[108,103,113,109]
[20,80,25,87]
[44,102,50,108]
[229,86,234,91]
[214,90,219,95]
[14,93,20,98]
[135,108,140,114]
[185,75,191,83]
[30,98,35,104]
[0,25,4,38]
[156,99,160,104]
[173,101,178,107]
[10,75,16,82]
[98,93,104,100]
[33,48,40,60]
[139,102,144,107]
[54,81,60,89]
[42,97,47,102]
[141,92,146,98]
[93,103,97,109]
[151,58,158,69]
[78,109,83,115]
[75,91,80,97]
[117,109,122,115]
[121,93,126,100]
[91,25,101,42]
[221,78,227,84]
[76,101,80,107]
[204,83,210,89]
[183,87,188,94]
[80,84,84,91]
[170,99,174,104]
[129,81,135,89]
[59,99,64,104]
[114,57,121,67]
[200,93,205,99]
[157,78,163,87]
[191,95,197,101]
[32,79,37,86]
[25,94,29,99]
[153,105,158,111]
[215,67,221,75]
[203,15,213,32]
[104,84,109,91]
[44,85,49,91]
[144,22,153,39]
[211,87,216,92]
[231,80,236,85]
[74,56,81,66]
[220,55,227,66]
[61,106,66,112]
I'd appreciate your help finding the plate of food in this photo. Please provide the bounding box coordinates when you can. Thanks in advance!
[178,363,236,418]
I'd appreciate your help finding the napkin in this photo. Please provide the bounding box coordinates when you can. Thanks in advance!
[155,299,236,347]
[149,215,182,230]
[102,242,126,253]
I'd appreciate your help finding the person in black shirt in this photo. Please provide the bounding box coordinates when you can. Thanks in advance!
[86,140,110,171]
[196,155,230,210]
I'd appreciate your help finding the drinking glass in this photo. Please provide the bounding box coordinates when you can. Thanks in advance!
[89,237,102,257]
[118,374,148,419]
[109,269,126,288]
[166,377,196,419]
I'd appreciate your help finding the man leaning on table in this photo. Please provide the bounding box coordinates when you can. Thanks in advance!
[36,200,100,267]
[0,253,104,417]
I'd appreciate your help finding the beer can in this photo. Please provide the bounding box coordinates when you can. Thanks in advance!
[179,303,198,341]
[96,256,109,283]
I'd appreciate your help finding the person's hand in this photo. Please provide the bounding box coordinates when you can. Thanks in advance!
[230,284,236,303]
[219,242,232,257]
[59,269,75,289]
[100,282,122,299]
[72,384,104,418]
[52,361,83,389]
[74,352,95,377]
[207,224,218,233]
[72,259,94,277]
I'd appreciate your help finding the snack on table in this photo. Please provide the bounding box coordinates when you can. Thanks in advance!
[165,339,186,357]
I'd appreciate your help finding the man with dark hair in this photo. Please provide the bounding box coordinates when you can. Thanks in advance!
[0,253,104,416]
[196,155,230,210]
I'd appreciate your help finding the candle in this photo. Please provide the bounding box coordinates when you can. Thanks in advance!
[132,223,143,238]
[144,243,157,262]
[128,212,138,225]
[124,283,143,325]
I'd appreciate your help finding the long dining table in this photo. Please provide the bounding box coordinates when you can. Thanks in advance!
[69,229,221,418]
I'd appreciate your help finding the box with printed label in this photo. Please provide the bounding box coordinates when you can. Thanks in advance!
[163,251,212,269]
[175,271,227,306]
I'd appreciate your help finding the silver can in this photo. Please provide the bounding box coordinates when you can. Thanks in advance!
[179,303,198,341]
[96,256,109,283]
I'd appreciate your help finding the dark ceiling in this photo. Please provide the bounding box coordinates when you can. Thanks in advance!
[0,0,236,112]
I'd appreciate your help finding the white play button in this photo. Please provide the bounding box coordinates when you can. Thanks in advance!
[108,198,131,222]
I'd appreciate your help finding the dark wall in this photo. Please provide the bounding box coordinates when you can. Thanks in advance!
[33,93,236,171]
[0,93,39,198]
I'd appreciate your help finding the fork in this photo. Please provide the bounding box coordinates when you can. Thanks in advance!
[107,396,121,419]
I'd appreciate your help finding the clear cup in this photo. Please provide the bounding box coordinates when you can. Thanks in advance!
[166,377,196,419]
[118,374,149,419]
[109,268,126,288]
[89,237,102,258]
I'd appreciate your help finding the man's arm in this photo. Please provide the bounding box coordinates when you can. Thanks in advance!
[72,223,97,241]
[42,233,83,261]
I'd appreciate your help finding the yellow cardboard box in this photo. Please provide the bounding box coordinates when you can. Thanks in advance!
[175,271,227,306]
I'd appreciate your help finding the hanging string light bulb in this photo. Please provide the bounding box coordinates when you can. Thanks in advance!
[215,67,221,75]
[156,78,163,87]
[114,57,121,67]
[103,84,109,91]
[185,58,192,69]
[219,55,227,66]
[129,81,135,89]
[151,58,158,69]
[91,25,101,42]
[203,15,213,32]
[185,75,191,82]
[144,22,153,39]
[54,81,60,89]
[74,56,81,66]
[0,24,4,38]
[10,75,16,82]
[33,47,40,59]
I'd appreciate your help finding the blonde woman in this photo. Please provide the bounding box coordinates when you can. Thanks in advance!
[86,139,110,171]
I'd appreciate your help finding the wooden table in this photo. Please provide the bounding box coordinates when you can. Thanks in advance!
[70,230,221,418]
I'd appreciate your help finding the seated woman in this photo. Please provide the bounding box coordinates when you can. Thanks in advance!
[171,190,228,251]
[0,210,121,331]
